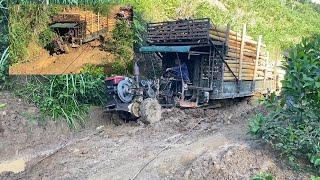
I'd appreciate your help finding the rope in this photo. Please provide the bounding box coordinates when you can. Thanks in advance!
[61,45,90,74]
[130,117,206,180]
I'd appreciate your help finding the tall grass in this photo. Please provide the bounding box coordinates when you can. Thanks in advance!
[0,0,8,83]
[13,73,106,128]
[0,47,9,82]
[9,3,61,64]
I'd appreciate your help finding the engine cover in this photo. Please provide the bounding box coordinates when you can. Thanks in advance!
[117,78,133,103]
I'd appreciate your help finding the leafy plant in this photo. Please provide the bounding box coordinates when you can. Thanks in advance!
[250,172,274,180]
[80,64,105,76]
[312,175,320,180]
[103,19,134,75]
[251,35,320,175]
[0,47,9,82]
[9,3,61,64]
[310,155,320,166]
[38,27,56,47]
[0,0,8,83]
[13,73,106,128]
[249,113,266,136]
[0,103,6,109]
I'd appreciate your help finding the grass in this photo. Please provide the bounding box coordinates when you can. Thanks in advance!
[9,3,61,64]
[0,47,9,82]
[249,35,320,175]
[11,73,106,128]
[0,103,6,109]
[250,172,274,180]
[0,0,8,83]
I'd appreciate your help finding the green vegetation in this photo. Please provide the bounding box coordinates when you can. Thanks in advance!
[0,0,8,83]
[103,19,135,75]
[9,3,61,64]
[12,74,106,128]
[249,35,320,175]
[250,172,274,180]
[312,175,320,180]
[0,103,6,109]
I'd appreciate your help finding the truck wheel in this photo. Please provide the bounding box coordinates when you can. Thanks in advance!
[140,98,161,124]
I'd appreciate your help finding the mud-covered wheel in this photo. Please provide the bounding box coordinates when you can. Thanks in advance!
[140,98,162,124]
[62,44,70,54]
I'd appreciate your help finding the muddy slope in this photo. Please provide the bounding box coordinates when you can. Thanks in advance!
[0,91,310,179]
[9,43,114,75]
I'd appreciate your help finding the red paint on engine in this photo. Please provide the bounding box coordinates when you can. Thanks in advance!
[105,76,125,84]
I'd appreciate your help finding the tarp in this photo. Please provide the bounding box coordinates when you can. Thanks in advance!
[139,46,192,53]
[50,22,78,29]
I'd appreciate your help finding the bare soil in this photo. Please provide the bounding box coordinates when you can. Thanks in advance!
[9,43,114,75]
[0,91,310,180]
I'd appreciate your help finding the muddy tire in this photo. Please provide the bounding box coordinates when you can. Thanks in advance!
[140,98,162,124]
[62,45,70,54]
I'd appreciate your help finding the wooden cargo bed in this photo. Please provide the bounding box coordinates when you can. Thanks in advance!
[144,18,283,98]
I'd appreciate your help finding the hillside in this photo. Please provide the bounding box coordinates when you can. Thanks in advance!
[7,1,320,73]
[126,0,320,56]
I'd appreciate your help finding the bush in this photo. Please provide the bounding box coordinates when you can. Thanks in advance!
[38,27,56,48]
[9,3,61,64]
[103,19,134,75]
[250,35,320,175]
[0,47,9,83]
[250,172,274,180]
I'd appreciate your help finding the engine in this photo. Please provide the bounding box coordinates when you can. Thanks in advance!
[105,75,160,122]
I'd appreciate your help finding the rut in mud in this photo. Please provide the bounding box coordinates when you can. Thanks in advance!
[0,91,310,179]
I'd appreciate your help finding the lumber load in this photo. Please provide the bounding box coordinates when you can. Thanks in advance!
[62,5,126,36]
[210,24,280,82]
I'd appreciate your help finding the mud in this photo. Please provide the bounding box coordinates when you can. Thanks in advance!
[9,43,114,75]
[0,91,310,179]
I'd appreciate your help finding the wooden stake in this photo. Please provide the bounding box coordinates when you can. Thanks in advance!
[264,52,269,90]
[91,13,94,34]
[222,24,231,85]
[273,55,279,91]
[98,12,100,31]
[238,24,246,80]
[253,35,262,80]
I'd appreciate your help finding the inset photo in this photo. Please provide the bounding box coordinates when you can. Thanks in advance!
[8,3,133,75]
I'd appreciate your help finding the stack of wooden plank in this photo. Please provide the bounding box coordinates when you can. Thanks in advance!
[63,5,123,36]
[210,24,277,81]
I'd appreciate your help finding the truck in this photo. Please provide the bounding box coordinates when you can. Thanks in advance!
[105,18,282,123]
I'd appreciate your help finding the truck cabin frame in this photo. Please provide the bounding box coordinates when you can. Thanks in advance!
[50,14,87,44]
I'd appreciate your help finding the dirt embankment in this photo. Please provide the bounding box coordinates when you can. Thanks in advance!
[0,91,310,179]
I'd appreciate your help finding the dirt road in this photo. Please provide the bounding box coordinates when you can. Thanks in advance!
[9,44,113,75]
[0,91,310,179]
